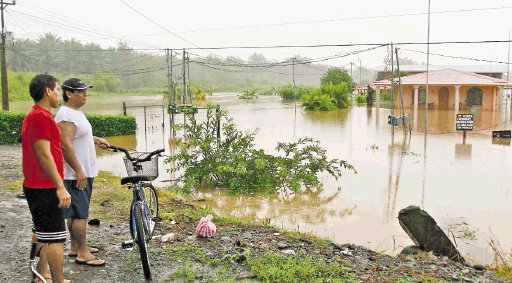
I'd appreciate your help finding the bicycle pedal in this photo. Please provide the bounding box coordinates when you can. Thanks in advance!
[152,216,162,223]
[121,240,134,250]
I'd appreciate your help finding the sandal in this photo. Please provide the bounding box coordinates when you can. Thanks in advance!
[75,256,106,267]
[33,278,71,283]
[68,247,99,257]
[31,277,51,283]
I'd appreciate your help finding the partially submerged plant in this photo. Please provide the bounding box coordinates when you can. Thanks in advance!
[488,229,512,280]
[166,109,356,194]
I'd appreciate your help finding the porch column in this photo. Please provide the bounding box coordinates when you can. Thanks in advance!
[454,85,461,114]
[413,85,419,125]
[375,86,380,112]
[492,86,497,111]
[497,86,503,109]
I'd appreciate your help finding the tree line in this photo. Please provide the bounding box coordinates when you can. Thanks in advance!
[5,33,344,94]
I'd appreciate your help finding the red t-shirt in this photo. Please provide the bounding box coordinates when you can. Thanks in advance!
[22,105,64,188]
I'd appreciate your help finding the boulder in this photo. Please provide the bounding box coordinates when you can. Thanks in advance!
[398,205,465,263]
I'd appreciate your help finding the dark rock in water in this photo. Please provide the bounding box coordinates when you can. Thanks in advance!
[398,205,465,263]
[399,245,423,256]
[473,264,485,271]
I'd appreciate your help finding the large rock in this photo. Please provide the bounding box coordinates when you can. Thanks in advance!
[398,205,465,263]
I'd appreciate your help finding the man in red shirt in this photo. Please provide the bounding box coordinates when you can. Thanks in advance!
[22,74,71,283]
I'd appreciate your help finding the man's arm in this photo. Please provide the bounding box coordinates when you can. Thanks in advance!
[58,121,87,190]
[34,139,71,208]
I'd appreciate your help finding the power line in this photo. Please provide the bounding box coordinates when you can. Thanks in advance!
[402,48,509,64]
[125,6,512,35]
[119,0,201,49]
[7,39,510,52]
[12,2,162,49]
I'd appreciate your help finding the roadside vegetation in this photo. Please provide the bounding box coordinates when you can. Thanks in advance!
[488,231,512,280]
[0,110,136,143]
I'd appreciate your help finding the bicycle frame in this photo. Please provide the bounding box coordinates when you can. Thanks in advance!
[29,239,47,283]
[129,182,153,241]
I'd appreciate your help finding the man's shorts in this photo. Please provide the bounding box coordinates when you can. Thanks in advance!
[23,187,67,243]
[63,178,93,219]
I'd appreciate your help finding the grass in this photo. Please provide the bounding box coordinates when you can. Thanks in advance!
[284,230,330,249]
[2,179,22,192]
[89,171,132,221]
[246,250,356,283]
[167,261,197,282]
[488,230,512,280]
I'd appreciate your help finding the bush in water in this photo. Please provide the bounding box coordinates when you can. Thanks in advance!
[167,109,356,194]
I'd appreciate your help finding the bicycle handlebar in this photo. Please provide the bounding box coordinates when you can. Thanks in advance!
[108,145,164,162]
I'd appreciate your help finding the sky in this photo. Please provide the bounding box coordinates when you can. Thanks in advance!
[4,0,512,70]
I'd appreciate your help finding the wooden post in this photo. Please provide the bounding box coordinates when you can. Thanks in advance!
[462,130,466,144]
[122,102,126,115]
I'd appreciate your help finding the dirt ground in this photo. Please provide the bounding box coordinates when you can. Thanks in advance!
[0,144,505,282]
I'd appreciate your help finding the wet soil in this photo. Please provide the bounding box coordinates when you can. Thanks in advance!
[0,144,505,282]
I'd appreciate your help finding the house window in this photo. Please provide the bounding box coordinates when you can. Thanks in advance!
[467,87,482,106]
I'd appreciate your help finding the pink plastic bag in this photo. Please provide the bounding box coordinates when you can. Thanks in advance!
[194,214,216,238]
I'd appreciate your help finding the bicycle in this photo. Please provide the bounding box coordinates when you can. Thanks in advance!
[108,145,164,280]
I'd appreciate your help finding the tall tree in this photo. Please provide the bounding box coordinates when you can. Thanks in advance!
[320,67,354,88]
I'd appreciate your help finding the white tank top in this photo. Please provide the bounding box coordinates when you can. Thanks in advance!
[55,105,99,179]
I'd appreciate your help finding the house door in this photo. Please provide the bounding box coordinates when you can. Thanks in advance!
[439,87,449,109]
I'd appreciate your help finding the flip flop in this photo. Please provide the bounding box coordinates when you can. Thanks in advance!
[32,278,72,283]
[68,247,99,257]
[75,256,106,267]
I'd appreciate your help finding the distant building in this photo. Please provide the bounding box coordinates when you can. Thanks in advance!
[373,69,507,116]
[375,64,508,81]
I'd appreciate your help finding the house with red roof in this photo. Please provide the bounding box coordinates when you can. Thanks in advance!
[373,69,507,114]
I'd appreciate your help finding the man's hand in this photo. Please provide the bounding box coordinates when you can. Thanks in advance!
[75,170,87,190]
[56,186,71,208]
[95,137,110,150]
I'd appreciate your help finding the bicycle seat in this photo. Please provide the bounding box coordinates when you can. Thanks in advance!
[121,175,153,185]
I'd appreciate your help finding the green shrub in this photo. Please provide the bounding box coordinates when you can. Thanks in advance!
[167,109,356,194]
[355,95,367,104]
[0,111,24,143]
[0,111,136,144]
[277,84,314,100]
[301,88,337,111]
[86,114,136,137]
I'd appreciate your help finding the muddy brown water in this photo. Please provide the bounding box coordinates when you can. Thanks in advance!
[11,93,512,265]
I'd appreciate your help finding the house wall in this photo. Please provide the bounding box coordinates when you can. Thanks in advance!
[392,85,497,110]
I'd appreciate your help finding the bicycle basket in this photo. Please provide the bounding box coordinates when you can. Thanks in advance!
[123,153,159,181]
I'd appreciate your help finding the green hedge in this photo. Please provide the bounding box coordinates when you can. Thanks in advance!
[0,111,24,143]
[0,111,136,144]
[86,114,136,137]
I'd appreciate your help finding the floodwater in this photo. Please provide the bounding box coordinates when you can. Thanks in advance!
[11,94,512,264]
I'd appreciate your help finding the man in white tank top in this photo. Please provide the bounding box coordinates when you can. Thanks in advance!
[55,78,108,267]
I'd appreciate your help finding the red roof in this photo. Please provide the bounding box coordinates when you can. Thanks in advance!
[374,69,506,86]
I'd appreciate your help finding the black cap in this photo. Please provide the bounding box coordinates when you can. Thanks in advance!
[62,78,93,91]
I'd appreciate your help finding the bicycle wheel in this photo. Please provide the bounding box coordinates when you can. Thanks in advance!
[142,184,159,237]
[133,202,152,280]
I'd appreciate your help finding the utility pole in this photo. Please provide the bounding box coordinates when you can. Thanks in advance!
[358,58,362,85]
[350,62,353,81]
[0,0,15,111]
[507,29,511,114]
[166,49,172,102]
[182,49,186,104]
